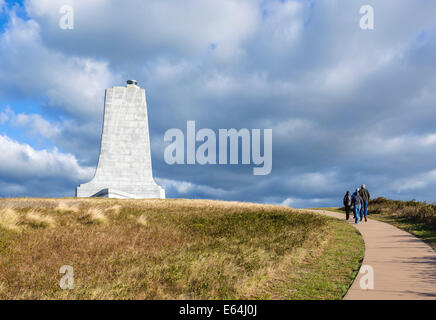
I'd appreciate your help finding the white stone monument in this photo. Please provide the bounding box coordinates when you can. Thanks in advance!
[76,80,165,199]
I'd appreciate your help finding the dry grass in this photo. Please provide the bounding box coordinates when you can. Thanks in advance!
[0,198,363,300]
[368,197,436,227]
[82,207,107,224]
[136,214,148,226]
[55,201,81,213]
[0,208,20,232]
[24,210,56,229]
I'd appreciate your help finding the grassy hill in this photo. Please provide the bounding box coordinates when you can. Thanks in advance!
[0,198,363,300]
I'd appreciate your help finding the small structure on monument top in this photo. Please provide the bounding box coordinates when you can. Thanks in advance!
[76,80,165,199]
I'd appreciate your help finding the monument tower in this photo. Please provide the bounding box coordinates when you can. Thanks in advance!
[76,80,165,199]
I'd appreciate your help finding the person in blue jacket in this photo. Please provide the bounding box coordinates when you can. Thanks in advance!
[351,188,363,224]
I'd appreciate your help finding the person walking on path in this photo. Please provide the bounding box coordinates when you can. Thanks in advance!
[359,184,370,222]
[343,191,352,220]
[351,188,363,224]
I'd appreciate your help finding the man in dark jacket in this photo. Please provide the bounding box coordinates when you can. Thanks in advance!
[359,184,370,222]
[351,188,363,224]
[343,191,352,220]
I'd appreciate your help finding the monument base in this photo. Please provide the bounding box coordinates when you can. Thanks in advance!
[76,184,165,199]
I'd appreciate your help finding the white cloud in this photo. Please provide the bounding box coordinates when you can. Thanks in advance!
[0,108,9,124]
[156,178,230,198]
[11,111,61,140]
[25,0,261,62]
[0,107,102,164]
[262,0,304,43]
[261,118,314,138]
[358,132,436,157]
[0,134,93,196]
[281,198,295,207]
[284,171,341,192]
[393,170,436,193]
[0,12,117,118]
[421,133,436,146]
[280,197,333,209]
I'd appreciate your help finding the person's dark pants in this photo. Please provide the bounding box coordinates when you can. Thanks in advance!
[345,206,350,220]
[362,201,368,217]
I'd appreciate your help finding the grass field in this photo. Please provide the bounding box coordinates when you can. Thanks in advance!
[0,198,364,300]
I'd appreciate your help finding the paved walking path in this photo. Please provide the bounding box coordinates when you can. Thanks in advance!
[308,209,436,300]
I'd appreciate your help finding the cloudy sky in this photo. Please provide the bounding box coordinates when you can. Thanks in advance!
[0,0,435,208]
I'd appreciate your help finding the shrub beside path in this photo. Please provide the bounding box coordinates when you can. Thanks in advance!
[308,209,436,300]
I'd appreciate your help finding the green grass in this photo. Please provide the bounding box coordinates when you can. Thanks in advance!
[286,217,364,299]
[0,198,364,300]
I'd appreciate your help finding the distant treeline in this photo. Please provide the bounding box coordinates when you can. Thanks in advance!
[368,197,436,228]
